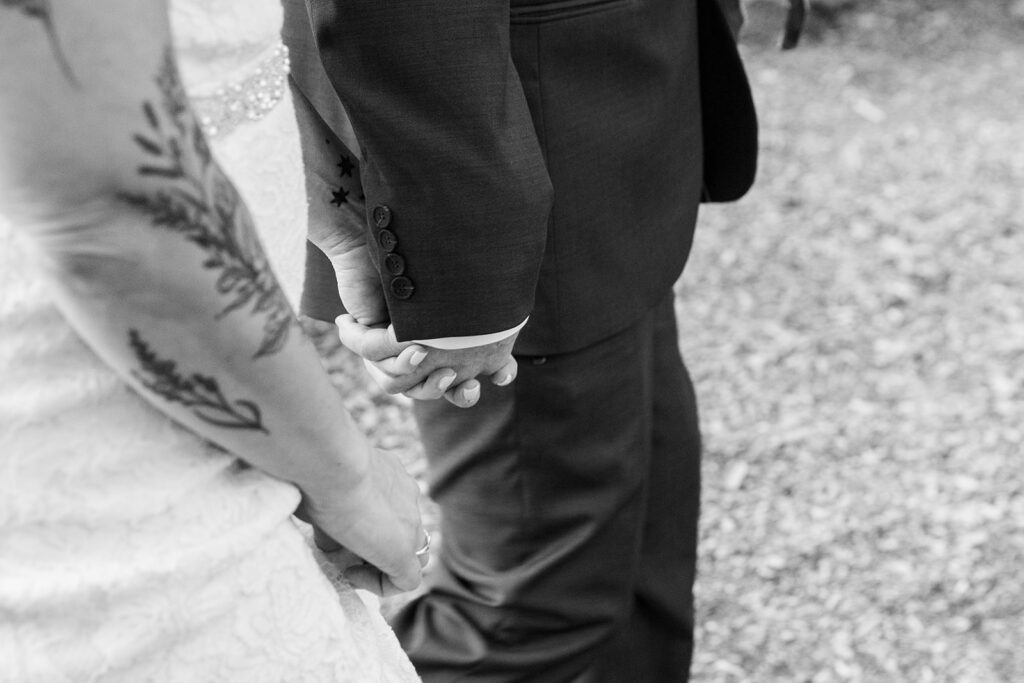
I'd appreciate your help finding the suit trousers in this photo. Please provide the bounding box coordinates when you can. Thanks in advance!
[391,292,702,682]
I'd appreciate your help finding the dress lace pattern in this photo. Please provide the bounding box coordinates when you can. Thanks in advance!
[0,1,419,680]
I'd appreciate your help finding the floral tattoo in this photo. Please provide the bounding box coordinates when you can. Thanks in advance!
[2,0,78,86]
[119,49,295,359]
[129,330,268,433]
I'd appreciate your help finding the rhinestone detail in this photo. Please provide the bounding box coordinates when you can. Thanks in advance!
[192,43,290,139]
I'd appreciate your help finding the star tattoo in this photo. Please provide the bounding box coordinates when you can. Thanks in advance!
[337,155,355,178]
[330,187,349,207]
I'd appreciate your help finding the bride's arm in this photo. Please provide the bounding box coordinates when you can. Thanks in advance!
[0,0,423,592]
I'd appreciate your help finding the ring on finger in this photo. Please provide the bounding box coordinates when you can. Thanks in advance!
[415,530,432,557]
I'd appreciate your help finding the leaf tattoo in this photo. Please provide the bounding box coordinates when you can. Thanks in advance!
[119,49,294,359]
[129,329,268,433]
[2,0,78,86]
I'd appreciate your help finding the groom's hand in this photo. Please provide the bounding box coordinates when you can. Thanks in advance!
[332,241,388,326]
[308,209,389,327]
[336,315,518,408]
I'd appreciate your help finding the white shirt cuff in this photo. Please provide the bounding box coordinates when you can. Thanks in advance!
[412,318,528,350]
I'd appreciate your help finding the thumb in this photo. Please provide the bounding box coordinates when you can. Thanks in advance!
[334,270,388,327]
[342,292,388,328]
[321,242,389,326]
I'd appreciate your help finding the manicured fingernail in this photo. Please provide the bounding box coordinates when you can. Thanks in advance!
[464,384,480,402]
[410,349,428,366]
[496,373,512,386]
[438,374,456,391]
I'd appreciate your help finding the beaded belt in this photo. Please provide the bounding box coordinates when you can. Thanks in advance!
[191,43,290,139]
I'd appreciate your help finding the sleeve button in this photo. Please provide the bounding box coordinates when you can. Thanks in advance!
[390,276,415,300]
[372,204,392,228]
[378,229,398,252]
[383,252,406,276]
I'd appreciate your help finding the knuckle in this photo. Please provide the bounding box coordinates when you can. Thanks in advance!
[372,362,398,379]
[380,379,404,394]
[362,343,384,362]
[404,388,430,400]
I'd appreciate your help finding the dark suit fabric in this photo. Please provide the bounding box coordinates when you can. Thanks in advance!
[291,0,755,679]
[296,0,755,355]
[299,0,553,340]
[394,293,701,681]
[506,0,704,354]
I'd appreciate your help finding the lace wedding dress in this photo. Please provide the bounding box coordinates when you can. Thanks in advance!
[0,1,419,680]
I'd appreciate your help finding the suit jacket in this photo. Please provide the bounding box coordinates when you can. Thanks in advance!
[290,0,756,356]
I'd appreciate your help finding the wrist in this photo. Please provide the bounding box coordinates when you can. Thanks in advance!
[295,417,373,507]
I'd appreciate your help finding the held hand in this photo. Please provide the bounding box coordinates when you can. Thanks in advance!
[301,445,427,596]
[335,315,518,408]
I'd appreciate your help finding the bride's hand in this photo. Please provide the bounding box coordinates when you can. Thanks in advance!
[302,445,426,596]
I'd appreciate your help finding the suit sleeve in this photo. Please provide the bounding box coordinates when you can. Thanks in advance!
[301,0,553,341]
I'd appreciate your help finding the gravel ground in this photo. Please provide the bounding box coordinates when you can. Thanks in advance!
[309,3,1024,680]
